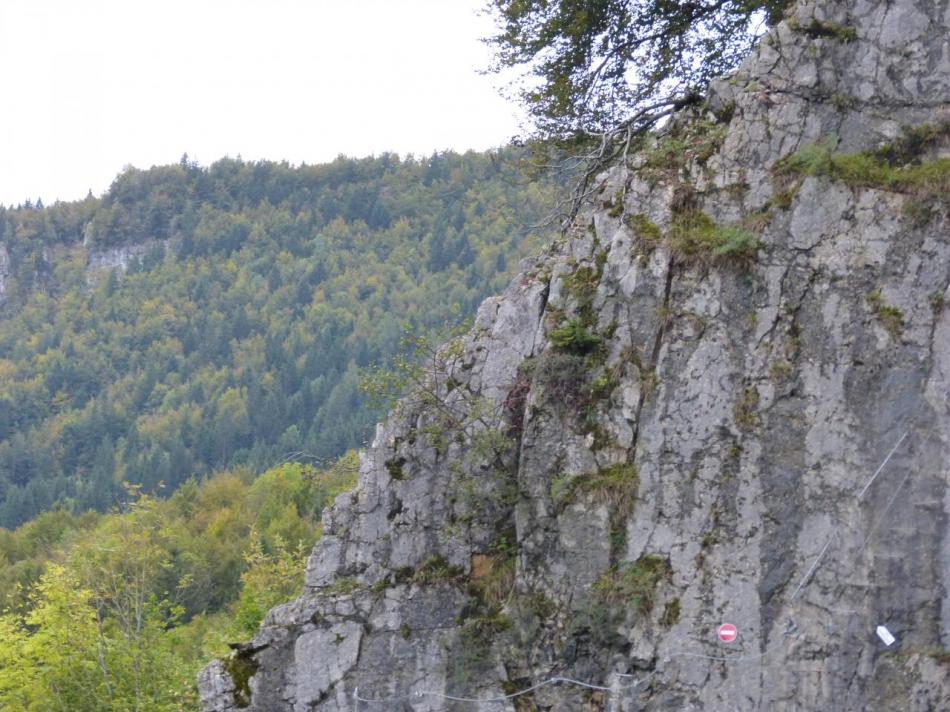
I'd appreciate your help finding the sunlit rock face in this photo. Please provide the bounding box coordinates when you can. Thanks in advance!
[200,0,950,709]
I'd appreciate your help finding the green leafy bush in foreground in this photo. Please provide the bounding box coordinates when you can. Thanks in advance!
[0,454,358,710]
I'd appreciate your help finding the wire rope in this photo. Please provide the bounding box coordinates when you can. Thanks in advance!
[352,417,946,709]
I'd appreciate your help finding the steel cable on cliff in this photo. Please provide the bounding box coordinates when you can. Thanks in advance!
[649,414,946,712]
[351,419,943,707]
[658,426,916,667]
[353,671,656,709]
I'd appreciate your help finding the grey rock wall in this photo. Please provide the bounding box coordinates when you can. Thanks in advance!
[0,243,9,302]
[84,238,167,282]
[200,0,950,709]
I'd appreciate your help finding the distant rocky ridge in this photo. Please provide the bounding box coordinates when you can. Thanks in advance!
[0,243,9,300]
[84,239,167,280]
[200,0,950,709]
[0,236,163,305]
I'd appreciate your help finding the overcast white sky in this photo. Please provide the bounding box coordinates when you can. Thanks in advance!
[0,0,523,207]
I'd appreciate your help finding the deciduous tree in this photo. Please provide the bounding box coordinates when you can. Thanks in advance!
[486,0,790,139]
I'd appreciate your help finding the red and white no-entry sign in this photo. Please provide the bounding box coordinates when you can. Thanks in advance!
[718,623,738,643]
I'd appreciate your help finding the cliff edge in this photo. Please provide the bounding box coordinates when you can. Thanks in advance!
[200,0,950,709]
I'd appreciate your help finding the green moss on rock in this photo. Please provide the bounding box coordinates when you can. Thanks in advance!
[222,652,259,708]
[412,555,465,585]
[866,290,904,339]
[775,126,950,199]
[660,597,682,627]
[625,213,663,244]
[667,210,761,264]
[733,386,760,431]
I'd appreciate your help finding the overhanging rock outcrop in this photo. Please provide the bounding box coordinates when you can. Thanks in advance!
[200,0,950,709]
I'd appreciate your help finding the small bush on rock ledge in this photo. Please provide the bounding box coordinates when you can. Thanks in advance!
[667,210,761,266]
[593,555,671,616]
[774,126,950,199]
[549,319,604,355]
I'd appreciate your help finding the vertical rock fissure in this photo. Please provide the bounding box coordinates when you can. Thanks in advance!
[630,255,676,455]
[925,274,950,364]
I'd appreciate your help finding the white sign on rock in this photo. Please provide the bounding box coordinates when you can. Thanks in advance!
[876,625,896,646]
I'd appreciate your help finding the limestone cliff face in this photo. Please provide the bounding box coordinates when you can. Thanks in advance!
[200,0,950,709]
[0,235,164,306]
[0,243,10,302]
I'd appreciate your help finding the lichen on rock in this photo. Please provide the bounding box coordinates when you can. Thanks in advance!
[199,0,950,709]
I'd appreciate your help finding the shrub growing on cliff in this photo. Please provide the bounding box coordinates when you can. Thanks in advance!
[412,556,466,585]
[593,554,671,615]
[775,126,950,198]
[549,319,604,354]
[866,290,904,339]
[733,386,760,430]
[553,463,639,516]
[667,209,761,265]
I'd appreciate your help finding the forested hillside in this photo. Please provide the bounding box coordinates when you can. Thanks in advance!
[0,454,358,709]
[0,150,555,527]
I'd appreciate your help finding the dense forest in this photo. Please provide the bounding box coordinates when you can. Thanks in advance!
[0,454,358,709]
[0,150,555,527]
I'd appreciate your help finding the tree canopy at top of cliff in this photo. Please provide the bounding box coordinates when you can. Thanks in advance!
[0,150,555,528]
[485,0,791,138]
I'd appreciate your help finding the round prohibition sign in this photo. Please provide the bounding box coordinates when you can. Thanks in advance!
[717,623,738,643]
